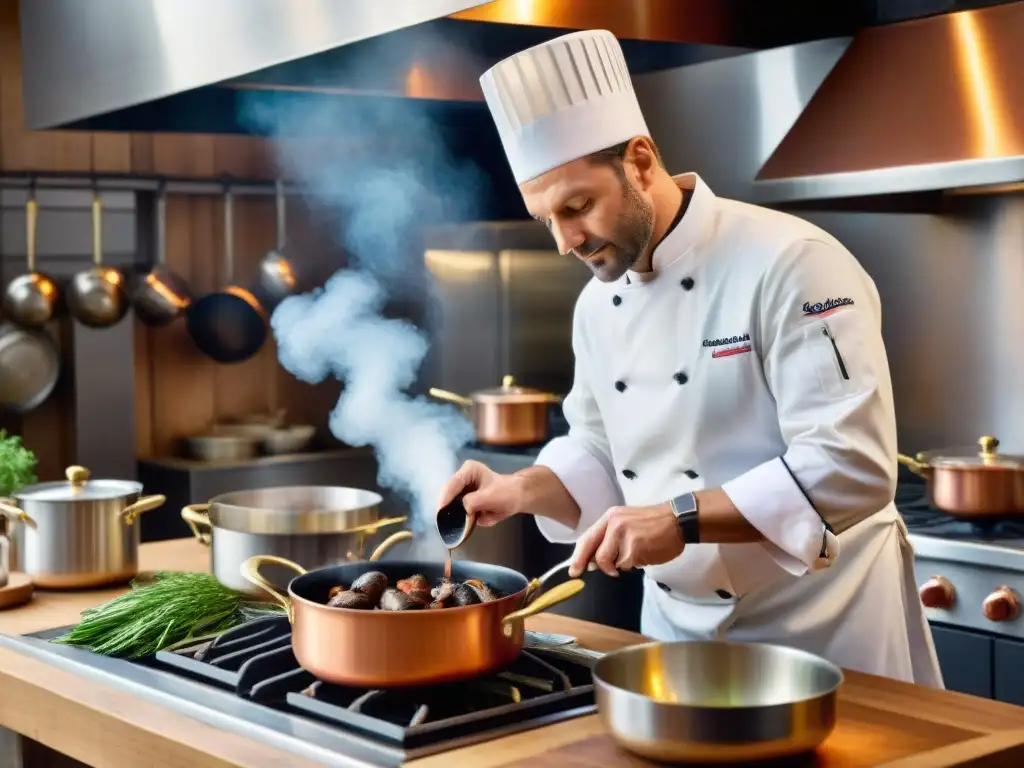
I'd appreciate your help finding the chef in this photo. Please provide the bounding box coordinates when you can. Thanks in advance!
[439,29,942,686]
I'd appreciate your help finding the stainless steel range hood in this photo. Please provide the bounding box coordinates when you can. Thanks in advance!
[18,0,750,136]
[754,2,1024,202]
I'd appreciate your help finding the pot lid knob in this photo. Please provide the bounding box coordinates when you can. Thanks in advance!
[978,436,999,460]
[502,375,515,389]
[65,465,91,487]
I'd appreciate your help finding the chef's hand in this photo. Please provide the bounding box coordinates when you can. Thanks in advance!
[569,503,684,577]
[437,460,523,528]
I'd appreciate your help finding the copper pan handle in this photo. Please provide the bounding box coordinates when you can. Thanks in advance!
[240,555,307,621]
[181,504,212,546]
[502,578,584,638]
[368,530,413,562]
[122,494,166,525]
[897,453,931,477]
[428,388,474,408]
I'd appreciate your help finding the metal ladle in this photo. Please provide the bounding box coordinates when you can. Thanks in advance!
[2,189,62,328]
[131,184,193,326]
[66,191,130,328]
[254,179,298,312]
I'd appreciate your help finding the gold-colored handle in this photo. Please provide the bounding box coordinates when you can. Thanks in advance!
[240,555,307,621]
[501,579,584,638]
[524,561,598,604]
[979,435,999,458]
[428,388,474,408]
[0,500,37,530]
[181,504,212,545]
[121,494,166,525]
[336,515,408,537]
[897,453,930,476]
[502,375,515,389]
[92,194,103,267]
[368,530,413,562]
[26,196,37,273]
[66,465,91,486]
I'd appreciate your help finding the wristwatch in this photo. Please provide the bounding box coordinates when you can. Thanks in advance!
[669,492,700,544]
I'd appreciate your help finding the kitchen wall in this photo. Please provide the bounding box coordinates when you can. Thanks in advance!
[0,0,342,479]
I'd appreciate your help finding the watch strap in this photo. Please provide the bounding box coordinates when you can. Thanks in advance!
[669,492,700,544]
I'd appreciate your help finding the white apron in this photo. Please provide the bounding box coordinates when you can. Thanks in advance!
[533,173,943,687]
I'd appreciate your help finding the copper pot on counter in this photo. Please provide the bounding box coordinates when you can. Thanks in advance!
[898,435,1024,519]
[429,375,562,446]
[240,553,584,688]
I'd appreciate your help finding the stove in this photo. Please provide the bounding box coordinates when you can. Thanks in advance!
[0,620,601,767]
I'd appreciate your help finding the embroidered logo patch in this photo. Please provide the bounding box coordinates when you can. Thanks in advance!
[802,297,854,317]
[703,333,752,358]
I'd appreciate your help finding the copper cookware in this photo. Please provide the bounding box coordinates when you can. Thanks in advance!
[241,549,585,688]
[429,375,562,446]
[898,435,1024,518]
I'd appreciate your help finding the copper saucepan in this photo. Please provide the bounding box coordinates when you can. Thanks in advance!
[898,435,1024,519]
[429,375,563,446]
[240,550,584,688]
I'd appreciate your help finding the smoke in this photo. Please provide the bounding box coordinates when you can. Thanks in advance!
[239,63,485,544]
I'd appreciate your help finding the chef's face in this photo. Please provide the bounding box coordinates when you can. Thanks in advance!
[520,143,656,282]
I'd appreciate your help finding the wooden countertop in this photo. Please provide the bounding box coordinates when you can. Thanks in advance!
[1,539,1024,767]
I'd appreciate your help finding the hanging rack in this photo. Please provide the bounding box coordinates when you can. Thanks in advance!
[0,172,303,197]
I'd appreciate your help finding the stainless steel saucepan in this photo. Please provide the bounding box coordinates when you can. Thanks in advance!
[592,640,842,763]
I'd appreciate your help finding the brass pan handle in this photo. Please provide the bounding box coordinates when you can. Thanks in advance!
[502,578,584,638]
[0,500,37,530]
[240,555,307,621]
[181,504,212,546]
[897,453,931,477]
[428,388,474,408]
[369,530,413,561]
[123,494,166,525]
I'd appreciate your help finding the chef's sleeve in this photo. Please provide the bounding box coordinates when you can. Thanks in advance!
[532,298,623,544]
[720,237,898,576]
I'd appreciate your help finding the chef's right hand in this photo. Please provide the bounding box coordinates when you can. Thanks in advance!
[437,460,523,528]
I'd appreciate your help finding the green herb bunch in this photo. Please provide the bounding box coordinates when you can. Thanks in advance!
[0,429,38,497]
[52,571,285,658]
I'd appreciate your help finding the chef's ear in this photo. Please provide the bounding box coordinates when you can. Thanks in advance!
[624,137,661,189]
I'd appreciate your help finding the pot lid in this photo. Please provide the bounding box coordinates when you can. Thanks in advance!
[15,465,142,501]
[924,436,1024,470]
[473,375,562,404]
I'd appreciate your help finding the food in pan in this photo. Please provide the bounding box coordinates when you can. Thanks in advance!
[324,571,504,611]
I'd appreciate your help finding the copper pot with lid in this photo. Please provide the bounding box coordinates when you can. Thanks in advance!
[429,375,563,446]
[898,435,1024,519]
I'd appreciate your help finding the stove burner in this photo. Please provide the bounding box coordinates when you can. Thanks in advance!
[896,482,1024,540]
[154,615,596,752]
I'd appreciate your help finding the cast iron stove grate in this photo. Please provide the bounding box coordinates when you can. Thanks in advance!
[896,481,1024,540]
[154,616,596,749]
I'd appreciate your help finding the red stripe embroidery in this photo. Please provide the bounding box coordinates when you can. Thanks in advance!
[712,344,752,358]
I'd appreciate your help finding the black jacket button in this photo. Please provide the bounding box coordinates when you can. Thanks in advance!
[622,469,636,480]
[684,469,699,479]
[681,277,695,291]
[716,589,733,600]
[612,295,622,306]
[673,371,688,385]
[614,380,627,392]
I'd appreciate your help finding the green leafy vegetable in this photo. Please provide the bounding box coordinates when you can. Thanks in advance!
[0,430,38,498]
[52,571,285,658]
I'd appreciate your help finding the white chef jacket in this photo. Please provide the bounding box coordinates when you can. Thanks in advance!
[534,173,943,687]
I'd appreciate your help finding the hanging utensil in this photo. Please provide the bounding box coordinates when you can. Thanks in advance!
[253,179,299,312]
[131,184,193,327]
[0,322,61,414]
[2,187,62,328]
[66,191,130,328]
[186,187,268,364]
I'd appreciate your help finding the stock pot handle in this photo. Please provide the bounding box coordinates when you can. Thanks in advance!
[240,555,307,622]
[368,530,414,562]
[501,579,584,638]
[123,495,166,525]
[0,500,36,530]
[181,504,212,546]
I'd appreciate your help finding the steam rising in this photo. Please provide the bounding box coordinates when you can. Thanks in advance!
[240,84,483,538]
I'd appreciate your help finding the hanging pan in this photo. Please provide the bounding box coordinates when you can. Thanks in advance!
[2,186,62,328]
[131,184,193,326]
[186,187,268,364]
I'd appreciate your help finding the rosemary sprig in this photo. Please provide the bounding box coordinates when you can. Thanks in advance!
[51,571,285,658]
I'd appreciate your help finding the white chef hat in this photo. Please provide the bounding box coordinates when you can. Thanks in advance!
[479,30,650,184]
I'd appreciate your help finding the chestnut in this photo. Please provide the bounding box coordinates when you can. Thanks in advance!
[350,571,388,604]
[327,590,374,610]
